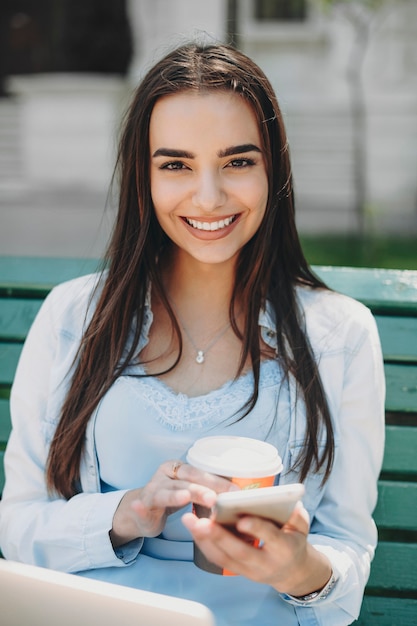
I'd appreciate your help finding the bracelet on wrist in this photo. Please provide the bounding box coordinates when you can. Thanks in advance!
[290,570,337,604]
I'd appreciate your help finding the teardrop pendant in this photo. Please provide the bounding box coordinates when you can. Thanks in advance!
[196,351,205,364]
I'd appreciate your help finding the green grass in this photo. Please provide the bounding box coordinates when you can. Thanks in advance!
[300,235,417,270]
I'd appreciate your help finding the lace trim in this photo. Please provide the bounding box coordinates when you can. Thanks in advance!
[120,360,281,431]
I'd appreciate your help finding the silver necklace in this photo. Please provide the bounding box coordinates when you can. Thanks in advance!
[170,303,231,364]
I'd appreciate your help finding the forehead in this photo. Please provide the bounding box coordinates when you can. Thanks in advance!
[149,90,262,148]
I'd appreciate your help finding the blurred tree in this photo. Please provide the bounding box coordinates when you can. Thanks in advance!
[321,0,390,235]
[227,0,239,48]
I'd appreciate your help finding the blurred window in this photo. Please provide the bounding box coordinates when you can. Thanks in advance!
[254,0,307,21]
[1,0,132,76]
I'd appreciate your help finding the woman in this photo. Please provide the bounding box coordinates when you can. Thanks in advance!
[0,43,385,625]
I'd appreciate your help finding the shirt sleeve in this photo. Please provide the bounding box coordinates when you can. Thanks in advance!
[0,284,143,572]
[281,304,386,625]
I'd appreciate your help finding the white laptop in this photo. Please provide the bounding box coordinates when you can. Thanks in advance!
[0,559,216,626]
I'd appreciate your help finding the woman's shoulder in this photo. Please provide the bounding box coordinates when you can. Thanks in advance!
[295,284,378,348]
[43,271,107,337]
[296,283,371,317]
[49,271,105,307]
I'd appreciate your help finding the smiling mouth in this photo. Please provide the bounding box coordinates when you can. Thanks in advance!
[183,215,238,232]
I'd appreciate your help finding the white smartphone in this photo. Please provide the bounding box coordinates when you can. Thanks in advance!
[212,483,305,526]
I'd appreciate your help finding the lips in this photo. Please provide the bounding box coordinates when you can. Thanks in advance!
[183,215,238,232]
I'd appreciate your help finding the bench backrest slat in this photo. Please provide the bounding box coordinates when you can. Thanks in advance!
[367,542,417,592]
[0,257,100,291]
[373,481,417,530]
[0,298,44,341]
[382,425,417,476]
[0,401,10,441]
[375,315,417,362]
[359,597,417,626]
[316,266,417,314]
[384,363,417,413]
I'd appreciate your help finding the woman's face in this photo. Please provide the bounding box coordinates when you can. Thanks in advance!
[149,90,269,267]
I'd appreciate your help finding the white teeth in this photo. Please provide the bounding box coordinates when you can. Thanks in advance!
[185,216,236,231]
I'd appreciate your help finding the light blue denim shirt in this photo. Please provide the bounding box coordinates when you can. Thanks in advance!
[0,273,385,626]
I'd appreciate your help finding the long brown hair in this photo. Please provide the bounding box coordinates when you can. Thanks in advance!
[47,43,334,498]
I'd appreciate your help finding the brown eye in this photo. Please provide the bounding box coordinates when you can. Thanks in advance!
[160,161,188,171]
[227,158,256,168]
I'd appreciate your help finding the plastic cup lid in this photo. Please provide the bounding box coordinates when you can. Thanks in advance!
[186,436,283,478]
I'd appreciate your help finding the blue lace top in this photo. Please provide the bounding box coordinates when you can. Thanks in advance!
[95,360,290,493]
[90,360,298,626]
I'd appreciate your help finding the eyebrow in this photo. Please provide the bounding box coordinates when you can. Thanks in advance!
[152,148,194,159]
[218,144,262,158]
[152,144,262,159]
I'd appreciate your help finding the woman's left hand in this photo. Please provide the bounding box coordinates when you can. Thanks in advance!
[182,502,331,595]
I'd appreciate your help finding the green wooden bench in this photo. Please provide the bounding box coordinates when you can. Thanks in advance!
[1,256,416,625]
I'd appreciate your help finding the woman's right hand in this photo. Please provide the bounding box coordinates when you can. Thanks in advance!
[110,460,235,548]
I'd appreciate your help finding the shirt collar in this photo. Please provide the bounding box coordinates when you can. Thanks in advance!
[259,301,278,350]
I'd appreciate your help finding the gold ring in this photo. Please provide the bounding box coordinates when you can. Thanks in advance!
[171,461,182,480]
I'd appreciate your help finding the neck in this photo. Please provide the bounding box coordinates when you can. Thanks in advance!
[162,249,237,314]
[153,248,245,370]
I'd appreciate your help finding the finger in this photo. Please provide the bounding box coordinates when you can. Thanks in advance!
[235,501,310,540]
[182,513,245,575]
[163,461,236,493]
[158,479,219,507]
[283,501,310,534]
[180,481,219,507]
[135,479,219,512]
[169,460,183,480]
[235,515,282,549]
[183,512,266,577]
[233,511,310,584]
[133,487,193,512]
[209,518,286,582]
[181,511,204,533]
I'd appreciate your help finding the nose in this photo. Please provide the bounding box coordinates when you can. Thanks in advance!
[192,170,226,212]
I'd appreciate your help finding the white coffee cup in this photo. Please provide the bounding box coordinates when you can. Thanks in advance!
[187,436,283,574]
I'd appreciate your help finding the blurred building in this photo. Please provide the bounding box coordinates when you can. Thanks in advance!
[237,0,417,234]
[0,0,416,257]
